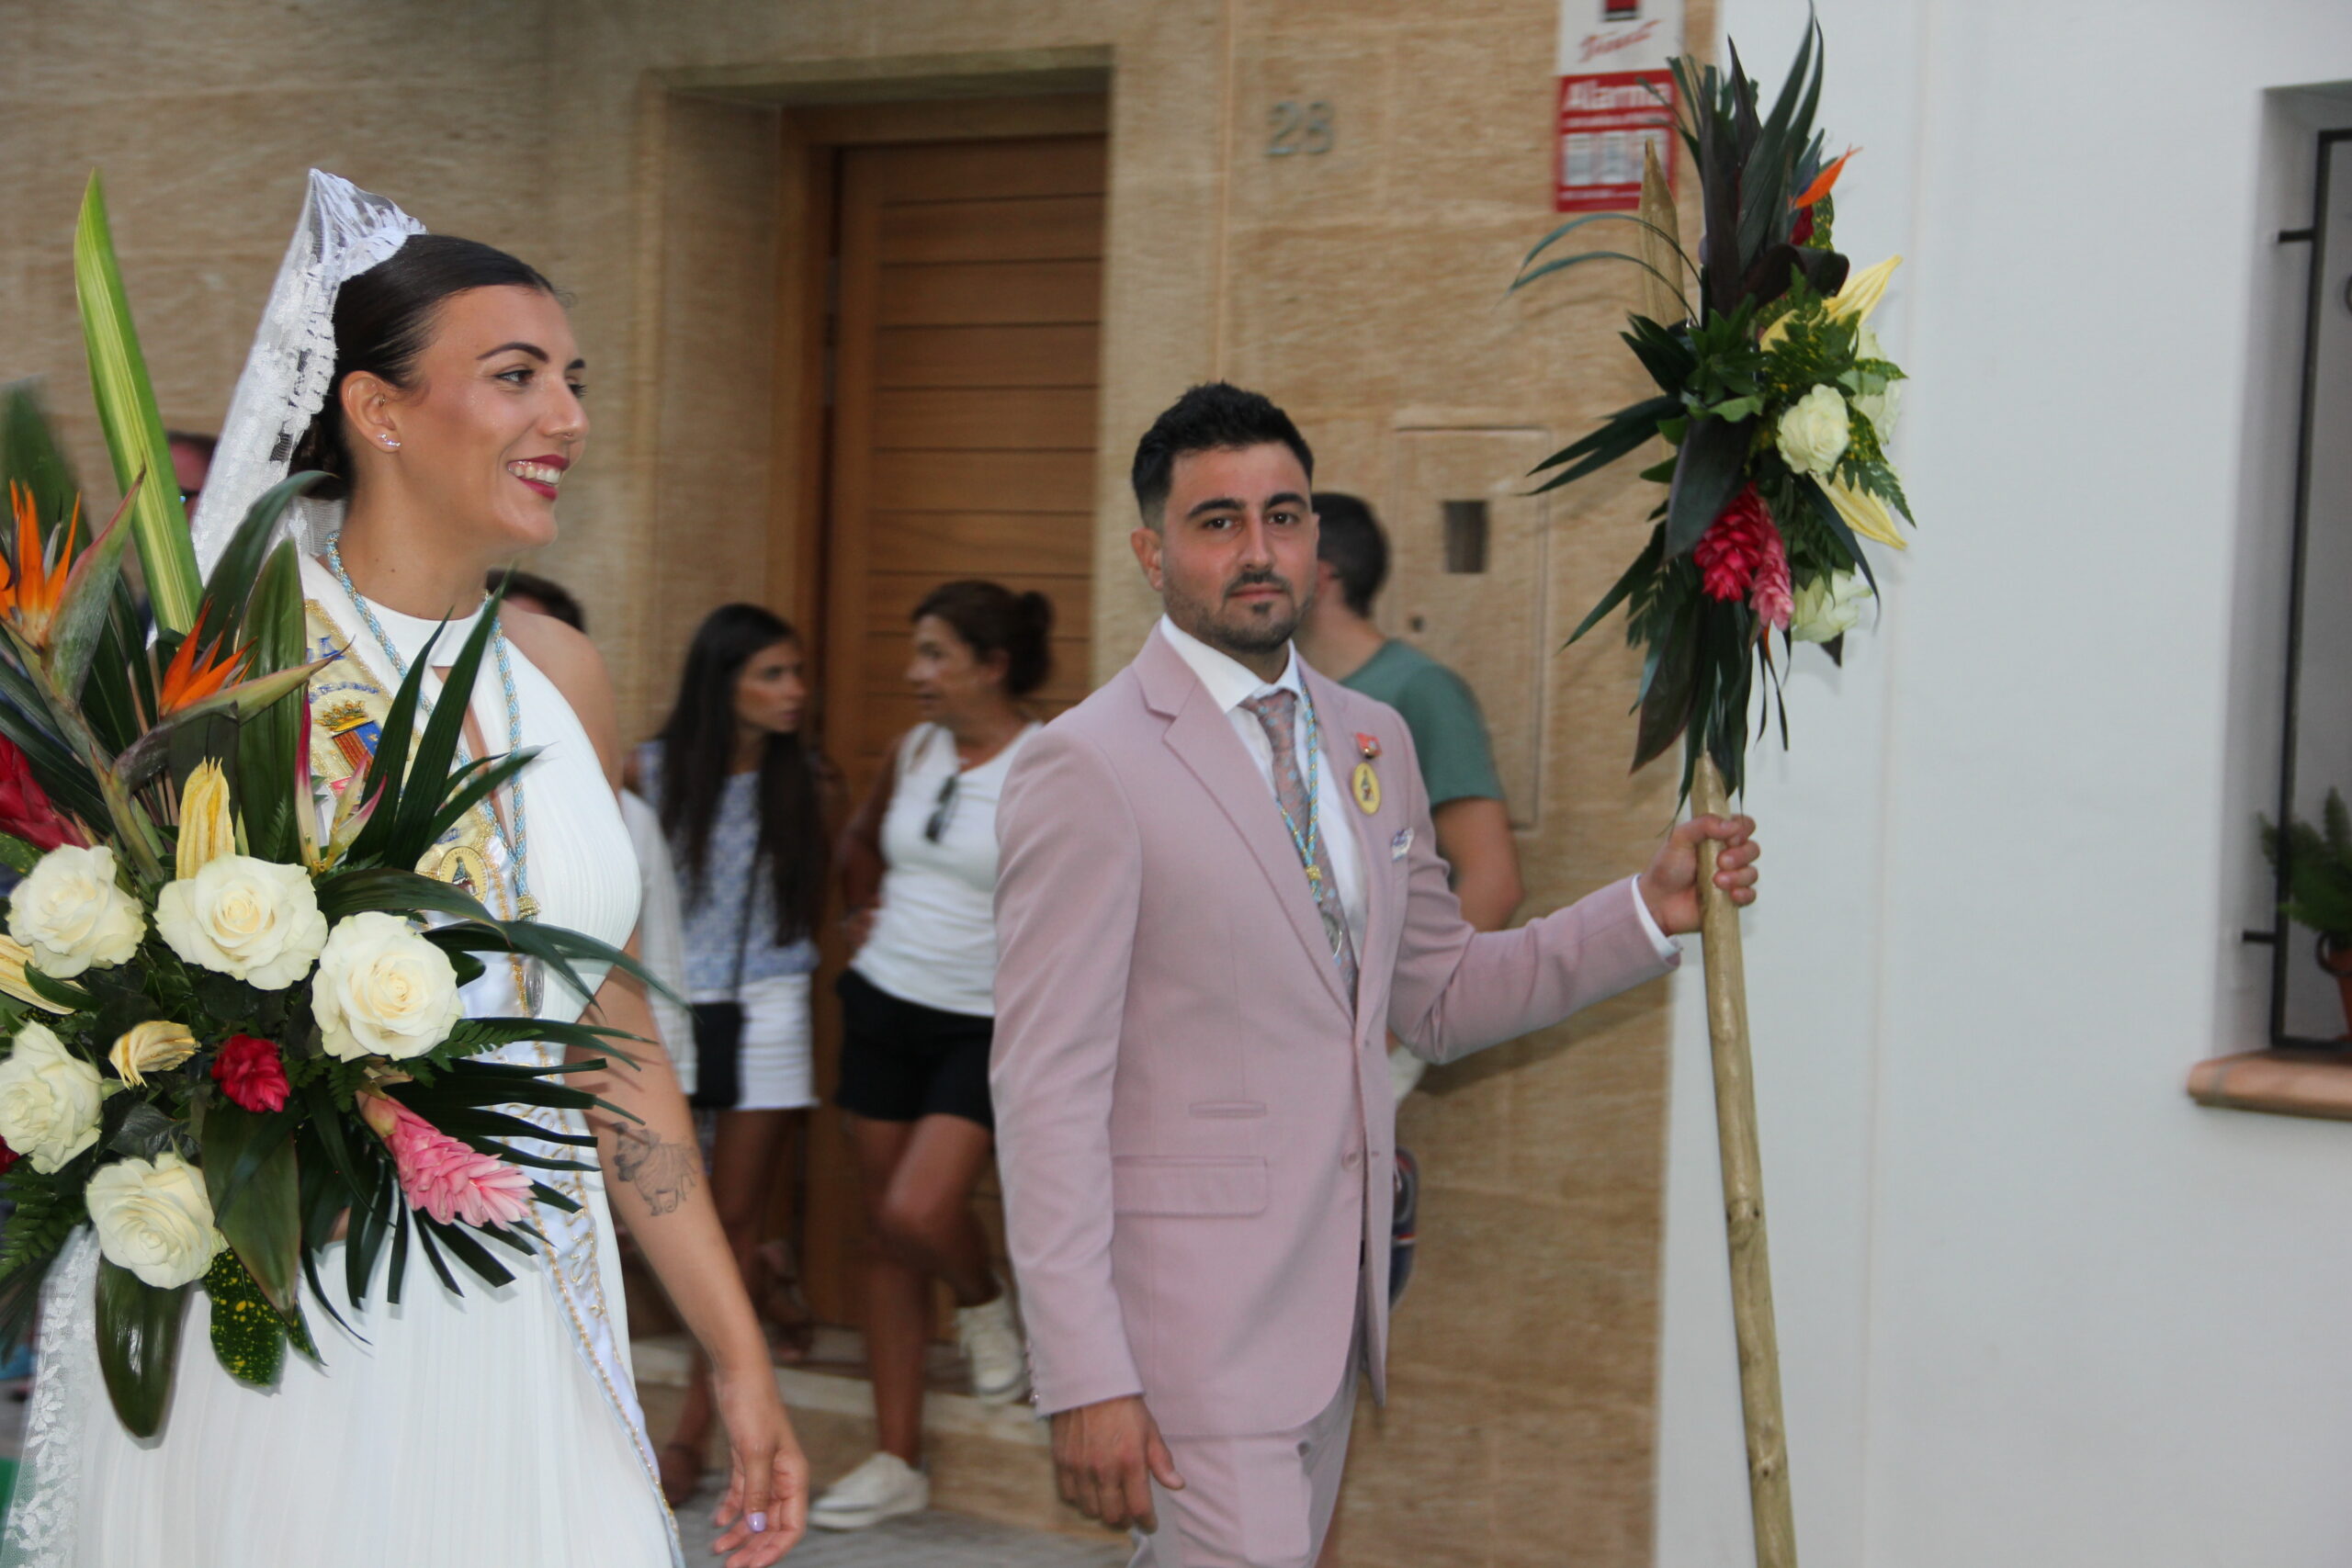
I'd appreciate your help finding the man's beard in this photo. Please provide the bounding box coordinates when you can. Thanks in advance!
[1166,568,1303,657]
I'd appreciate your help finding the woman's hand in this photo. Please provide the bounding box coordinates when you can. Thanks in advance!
[570,948,808,1561]
[709,1357,808,1564]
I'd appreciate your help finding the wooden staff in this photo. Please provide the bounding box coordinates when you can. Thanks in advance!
[1691,753,1798,1568]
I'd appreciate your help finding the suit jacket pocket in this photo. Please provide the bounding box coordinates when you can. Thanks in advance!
[1111,1156,1269,1217]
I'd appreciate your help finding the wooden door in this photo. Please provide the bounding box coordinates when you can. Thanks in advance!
[804,132,1105,1328]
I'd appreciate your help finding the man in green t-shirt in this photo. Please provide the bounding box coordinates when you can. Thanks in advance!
[1296,492,1526,942]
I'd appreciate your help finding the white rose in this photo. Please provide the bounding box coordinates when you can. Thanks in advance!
[0,1021,104,1173]
[86,1152,223,1290]
[311,912,463,1062]
[156,854,328,990]
[1774,383,1852,477]
[7,844,142,978]
[1789,570,1873,644]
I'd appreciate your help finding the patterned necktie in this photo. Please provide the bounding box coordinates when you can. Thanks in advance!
[1240,690,1359,1002]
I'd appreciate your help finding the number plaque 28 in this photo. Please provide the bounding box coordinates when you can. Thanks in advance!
[1267,101,1336,157]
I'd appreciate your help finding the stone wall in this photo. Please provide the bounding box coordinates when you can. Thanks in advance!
[0,2,1706,1562]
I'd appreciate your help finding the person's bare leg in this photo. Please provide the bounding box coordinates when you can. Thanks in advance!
[711,1108,796,1287]
[850,1114,930,1467]
[874,1113,999,1307]
[665,1109,794,1489]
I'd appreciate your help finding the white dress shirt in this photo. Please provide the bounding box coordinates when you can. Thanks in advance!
[1158,617,1369,954]
[1155,617,1679,967]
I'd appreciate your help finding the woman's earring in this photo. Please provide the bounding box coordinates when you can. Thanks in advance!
[379,434,401,451]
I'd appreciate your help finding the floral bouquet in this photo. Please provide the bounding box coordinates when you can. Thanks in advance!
[1515,19,1914,797]
[1510,24,1918,1565]
[0,176,648,1438]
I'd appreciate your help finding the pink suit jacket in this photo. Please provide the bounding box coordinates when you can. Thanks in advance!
[990,629,1677,1438]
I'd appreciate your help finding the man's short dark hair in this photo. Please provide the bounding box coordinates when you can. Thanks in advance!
[1313,491,1387,618]
[1129,382,1314,525]
[492,569,585,631]
[164,430,217,461]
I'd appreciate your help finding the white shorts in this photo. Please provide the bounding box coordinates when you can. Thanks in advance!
[690,973,816,1111]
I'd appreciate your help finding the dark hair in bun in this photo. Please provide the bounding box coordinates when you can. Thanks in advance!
[913,579,1055,697]
[290,234,558,501]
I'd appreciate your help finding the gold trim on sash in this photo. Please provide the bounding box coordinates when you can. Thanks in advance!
[302,595,674,1551]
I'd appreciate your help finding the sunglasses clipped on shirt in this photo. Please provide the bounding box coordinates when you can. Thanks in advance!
[923,772,960,843]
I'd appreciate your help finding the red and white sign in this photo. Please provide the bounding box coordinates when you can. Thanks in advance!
[1555,0,1683,213]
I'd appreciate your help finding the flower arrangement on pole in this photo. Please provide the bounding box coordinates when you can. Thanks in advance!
[0,175,655,1437]
[1511,19,1917,1568]
[1516,23,1912,799]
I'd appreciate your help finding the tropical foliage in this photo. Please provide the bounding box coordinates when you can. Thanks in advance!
[0,175,650,1438]
[1515,21,1917,795]
[2262,791,2352,947]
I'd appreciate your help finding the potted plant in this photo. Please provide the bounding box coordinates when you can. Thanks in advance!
[2261,789,2352,1039]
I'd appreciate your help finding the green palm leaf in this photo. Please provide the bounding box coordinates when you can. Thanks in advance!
[74,173,200,635]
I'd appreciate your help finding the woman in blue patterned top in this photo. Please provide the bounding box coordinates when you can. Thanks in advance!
[628,603,834,1505]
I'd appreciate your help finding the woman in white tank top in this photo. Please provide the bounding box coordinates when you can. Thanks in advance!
[819,581,1051,1530]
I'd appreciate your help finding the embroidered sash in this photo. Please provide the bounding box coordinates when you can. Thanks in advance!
[301,601,674,1552]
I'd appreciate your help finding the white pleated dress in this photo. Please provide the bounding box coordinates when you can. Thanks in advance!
[0,560,680,1568]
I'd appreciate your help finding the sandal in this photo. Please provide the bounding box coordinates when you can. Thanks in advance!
[658,1438,705,1508]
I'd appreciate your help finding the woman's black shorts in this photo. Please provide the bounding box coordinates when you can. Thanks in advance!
[833,968,997,1132]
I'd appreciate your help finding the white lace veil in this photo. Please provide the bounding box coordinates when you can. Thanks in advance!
[189,169,425,576]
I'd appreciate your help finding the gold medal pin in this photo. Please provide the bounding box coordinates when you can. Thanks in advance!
[1351,732,1382,814]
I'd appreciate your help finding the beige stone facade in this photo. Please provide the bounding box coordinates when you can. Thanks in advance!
[0,2,1712,1562]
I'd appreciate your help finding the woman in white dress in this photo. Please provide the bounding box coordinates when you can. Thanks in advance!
[0,186,806,1567]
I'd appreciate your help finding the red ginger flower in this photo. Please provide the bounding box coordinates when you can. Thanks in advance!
[1693,485,1780,603]
[212,1034,290,1114]
[358,1092,531,1230]
[1750,528,1793,632]
[0,734,81,852]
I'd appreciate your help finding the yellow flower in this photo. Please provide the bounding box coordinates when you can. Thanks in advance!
[108,1020,198,1088]
[175,760,236,880]
[1824,479,1908,550]
[1763,254,1904,347]
[0,935,71,1013]
[1828,254,1902,326]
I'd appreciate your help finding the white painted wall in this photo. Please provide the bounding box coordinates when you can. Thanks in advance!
[1653,5,2352,1565]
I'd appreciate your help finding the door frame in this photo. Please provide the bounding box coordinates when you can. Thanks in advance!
[618,52,1110,739]
[771,93,1113,1329]
[769,92,1114,654]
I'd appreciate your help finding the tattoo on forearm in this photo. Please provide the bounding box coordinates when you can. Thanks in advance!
[610,1123,701,1216]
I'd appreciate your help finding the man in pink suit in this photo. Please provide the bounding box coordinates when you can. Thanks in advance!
[992,383,1758,1566]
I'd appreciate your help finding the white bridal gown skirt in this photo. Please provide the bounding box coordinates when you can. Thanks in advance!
[4,1207,675,1568]
[0,570,683,1566]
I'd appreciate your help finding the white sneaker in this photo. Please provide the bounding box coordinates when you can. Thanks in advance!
[809,1450,929,1531]
[956,1281,1031,1406]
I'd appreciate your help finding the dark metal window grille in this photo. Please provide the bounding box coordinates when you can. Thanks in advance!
[2267,128,2352,1049]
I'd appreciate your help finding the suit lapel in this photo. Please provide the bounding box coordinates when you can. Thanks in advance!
[1141,636,1353,1019]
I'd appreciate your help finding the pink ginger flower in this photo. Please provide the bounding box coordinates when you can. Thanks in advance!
[357,1092,531,1230]
[1693,485,1775,602]
[1750,527,1793,632]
